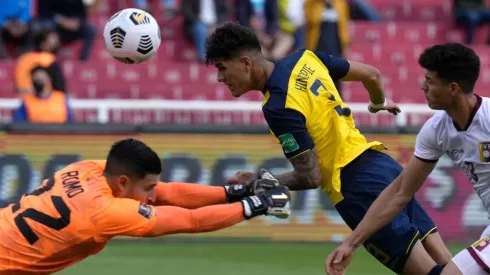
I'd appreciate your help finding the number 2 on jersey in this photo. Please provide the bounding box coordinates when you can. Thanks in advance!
[309,79,351,117]
[12,177,71,245]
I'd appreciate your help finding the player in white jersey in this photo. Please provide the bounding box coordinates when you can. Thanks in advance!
[325,43,490,275]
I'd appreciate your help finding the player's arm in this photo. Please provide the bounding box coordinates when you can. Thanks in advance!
[262,106,322,190]
[148,203,245,236]
[314,51,385,107]
[153,182,227,208]
[274,149,321,190]
[94,198,245,239]
[95,185,288,239]
[345,119,443,248]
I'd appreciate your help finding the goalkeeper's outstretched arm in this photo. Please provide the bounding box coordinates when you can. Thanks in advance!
[95,176,291,239]
[146,203,246,236]
[154,182,257,209]
[154,182,228,208]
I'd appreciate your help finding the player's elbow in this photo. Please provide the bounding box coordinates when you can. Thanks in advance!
[364,66,381,84]
[308,172,322,189]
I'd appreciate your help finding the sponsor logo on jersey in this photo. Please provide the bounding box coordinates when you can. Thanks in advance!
[138,203,153,219]
[278,133,299,154]
[446,148,464,161]
[478,142,490,162]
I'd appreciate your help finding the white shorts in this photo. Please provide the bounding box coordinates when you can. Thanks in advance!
[453,225,490,275]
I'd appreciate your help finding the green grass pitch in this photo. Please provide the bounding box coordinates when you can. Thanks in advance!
[59,239,466,275]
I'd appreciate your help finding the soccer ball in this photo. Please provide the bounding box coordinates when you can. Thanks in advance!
[103,8,161,64]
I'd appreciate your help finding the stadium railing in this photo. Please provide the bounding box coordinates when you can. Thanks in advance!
[0,99,436,126]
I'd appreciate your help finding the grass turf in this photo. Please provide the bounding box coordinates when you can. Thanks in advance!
[59,239,466,275]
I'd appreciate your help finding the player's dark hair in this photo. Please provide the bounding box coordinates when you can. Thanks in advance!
[205,23,262,65]
[418,43,480,94]
[105,138,162,179]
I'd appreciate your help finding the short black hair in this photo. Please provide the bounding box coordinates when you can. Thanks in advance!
[205,23,262,65]
[33,27,56,51]
[418,43,480,94]
[105,138,162,179]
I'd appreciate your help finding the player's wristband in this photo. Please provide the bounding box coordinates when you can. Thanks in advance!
[369,99,386,109]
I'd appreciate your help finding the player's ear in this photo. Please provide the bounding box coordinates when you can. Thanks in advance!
[117,175,131,191]
[449,82,459,96]
[240,56,252,71]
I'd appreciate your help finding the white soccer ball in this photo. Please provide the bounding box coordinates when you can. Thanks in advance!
[103,8,161,64]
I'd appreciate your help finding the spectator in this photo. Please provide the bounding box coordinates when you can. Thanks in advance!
[182,0,230,63]
[454,0,490,44]
[268,0,306,61]
[15,28,66,95]
[236,0,278,57]
[83,0,102,15]
[0,0,32,60]
[13,67,73,123]
[305,0,350,93]
[37,0,96,61]
[135,0,178,19]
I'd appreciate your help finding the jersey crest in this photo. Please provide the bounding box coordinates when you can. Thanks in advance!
[479,142,490,162]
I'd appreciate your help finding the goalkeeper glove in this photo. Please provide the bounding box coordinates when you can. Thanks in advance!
[225,184,252,203]
[247,168,280,194]
[241,185,291,219]
[225,169,280,201]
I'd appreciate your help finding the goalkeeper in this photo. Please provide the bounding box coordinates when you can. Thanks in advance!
[0,138,289,274]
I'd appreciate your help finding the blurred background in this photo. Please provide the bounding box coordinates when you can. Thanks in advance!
[1,0,490,274]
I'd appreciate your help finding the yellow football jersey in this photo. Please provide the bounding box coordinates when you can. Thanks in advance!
[262,49,385,205]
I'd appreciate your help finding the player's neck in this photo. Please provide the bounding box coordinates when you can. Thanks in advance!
[253,60,275,92]
[446,94,478,130]
[103,173,119,196]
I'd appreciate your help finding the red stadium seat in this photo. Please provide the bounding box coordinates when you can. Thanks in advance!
[364,0,451,21]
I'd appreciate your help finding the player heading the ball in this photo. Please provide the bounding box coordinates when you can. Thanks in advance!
[205,23,452,275]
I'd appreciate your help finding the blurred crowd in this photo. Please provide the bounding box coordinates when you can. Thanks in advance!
[2,0,490,123]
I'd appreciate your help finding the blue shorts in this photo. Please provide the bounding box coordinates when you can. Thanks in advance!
[336,150,437,274]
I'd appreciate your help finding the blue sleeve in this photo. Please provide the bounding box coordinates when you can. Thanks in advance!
[314,51,350,81]
[19,1,31,23]
[263,106,314,159]
[13,103,27,122]
[66,99,74,122]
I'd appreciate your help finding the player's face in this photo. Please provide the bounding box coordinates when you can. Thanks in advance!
[43,32,60,53]
[118,174,159,204]
[421,70,453,110]
[214,58,253,97]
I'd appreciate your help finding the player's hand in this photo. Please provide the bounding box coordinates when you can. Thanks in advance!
[325,241,356,275]
[225,169,279,201]
[228,169,280,194]
[241,185,291,219]
[248,169,281,194]
[368,98,401,116]
[227,171,255,185]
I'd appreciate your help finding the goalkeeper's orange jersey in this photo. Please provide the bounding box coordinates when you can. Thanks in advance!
[0,160,158,274]
[0,159,244,274]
